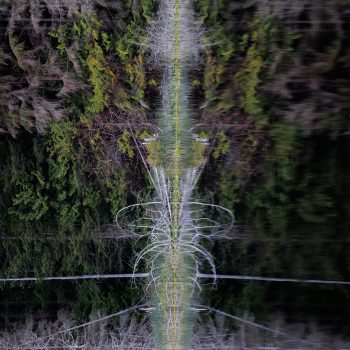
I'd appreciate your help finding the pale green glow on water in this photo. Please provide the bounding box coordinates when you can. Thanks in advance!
[146,0,204,349]
[117,1,233,348]
[114,2,234,347]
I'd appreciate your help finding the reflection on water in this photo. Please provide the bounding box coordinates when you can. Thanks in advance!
[0,0,349,348]
[196,0,350,345]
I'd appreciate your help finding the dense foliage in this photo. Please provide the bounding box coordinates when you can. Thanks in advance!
[194,0,350,323]
[0,0,155,321]
[0,0,349,333]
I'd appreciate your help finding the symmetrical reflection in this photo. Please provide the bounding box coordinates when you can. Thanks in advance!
[0,0,349,349]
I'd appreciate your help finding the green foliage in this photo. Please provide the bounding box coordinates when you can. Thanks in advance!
[140,0,157,23]
[218,169,240,211]
[113,21,146,105]
[188,0,350,321]
[146,140,162,167]
[202,24,236,103]
[124,51,146,101]
[208,24,236,64]
[239,33,250,52]
[101,32,112,51]
[203,54,225,102]
[8,171,49,222]
[127,0,157,23]
[106,173,128,216]
[68,14,115,114]
[73,281,109,319]
[117,129,135,158]
[47,120,77,185]
[297,190,334,224]
[86,44,115,113]
[191,141,207,167]
[213,131,230,159]
[233,16,281,121]
[72,13,102,45]
[194,0,219,24]
[283,29,301,53]
[213,128,350,316]
[52,12,148,116]
[194,0,210,22]
[114,89,135,111]
[115,22,142,62]
[235,48,264,117]
[233,17,270,118]
[0,1,153,321]
[49,25,68,55]
[49,10,149,114]
[269,123,299,182]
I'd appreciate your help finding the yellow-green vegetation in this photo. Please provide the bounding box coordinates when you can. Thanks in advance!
[146,0,201,348]
[234,17,271,120]
[71,15,115,114]
[202,24,235,104]
[198,16,237,107]
[8,171,49,222]
[114,22,147,103]
[203,54,225,102]
[86,44,115,114]
[124,51,146,101]
[49,25,69,55]
[234,48,264,118]
[0,0,156,325]
[146,140,162,167]
[191,131,211,166]
[117,129,135,158]
[233,16,297,122]
[213,131,230,159]
[50,12,148,114]
[194,0,219,24]
[191,141,207,167]
[128,0,157,23]
[114,22,144,56]
[47,120,77,183]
